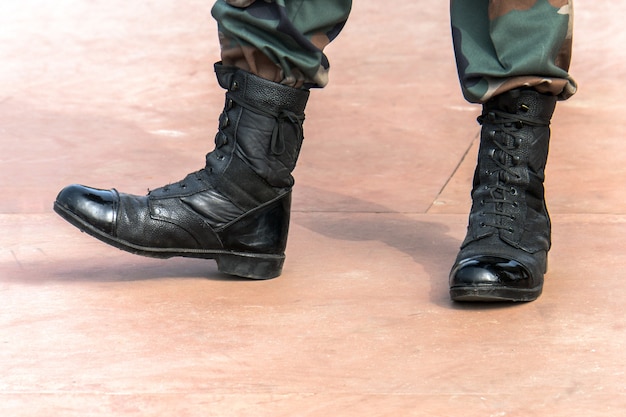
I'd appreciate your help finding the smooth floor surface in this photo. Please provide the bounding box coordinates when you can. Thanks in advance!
[2,1,625,416]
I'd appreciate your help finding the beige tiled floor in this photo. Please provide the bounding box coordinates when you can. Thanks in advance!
[1,2,625,416]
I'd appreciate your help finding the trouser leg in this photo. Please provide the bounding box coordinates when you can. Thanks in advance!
[212,0,352,87]
[451,0,576,103]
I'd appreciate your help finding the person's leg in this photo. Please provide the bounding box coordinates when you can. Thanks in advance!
[213,0,351,87]
[451,0,575,103]
[448,0,576,301]
[54,0,352,279]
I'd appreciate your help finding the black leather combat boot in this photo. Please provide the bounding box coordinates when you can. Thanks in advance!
[449,88,558,302]
[54,63,309,279]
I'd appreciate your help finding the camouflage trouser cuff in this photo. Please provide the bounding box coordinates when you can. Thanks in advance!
[451,0,576,103]
[212,0,352,88]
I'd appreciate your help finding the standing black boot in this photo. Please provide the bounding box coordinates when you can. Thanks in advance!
[54,63,309,279]
[449,88,558,301]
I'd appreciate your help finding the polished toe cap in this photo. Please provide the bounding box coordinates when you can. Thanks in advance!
[55,184,118,234]
[450,256,535,289]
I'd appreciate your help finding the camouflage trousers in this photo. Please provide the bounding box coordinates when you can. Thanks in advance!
[212,0,576,103]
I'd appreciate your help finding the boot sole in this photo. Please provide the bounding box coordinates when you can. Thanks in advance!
[450,285,542,302]
[53,201,284,280]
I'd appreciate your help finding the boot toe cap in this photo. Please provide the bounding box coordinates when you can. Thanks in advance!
[450,256,533,288]
[54,184,118,234]
[449,256,544,302]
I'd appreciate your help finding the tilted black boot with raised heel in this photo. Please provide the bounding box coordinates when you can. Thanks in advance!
[449,88,558,302]
[54,62,309,279]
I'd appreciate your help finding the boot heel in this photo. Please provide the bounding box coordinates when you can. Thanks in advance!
[216,252,284,280]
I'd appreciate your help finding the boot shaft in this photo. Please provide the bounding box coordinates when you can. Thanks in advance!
[212,63,310,189]
[482,88,556,125]
[476,89,557,191]
[465,89,557,253]
[147,64,311,232]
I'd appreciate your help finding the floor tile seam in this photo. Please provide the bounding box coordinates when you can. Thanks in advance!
[4,211,626,219]
[291,210,426,214]
[549,212,626,220]
[425,133,479,214]
[293,210,626,217]
[0,391,532,397]
[0,211,438,216]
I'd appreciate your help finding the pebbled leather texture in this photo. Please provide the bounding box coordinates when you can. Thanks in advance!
[215,62,309,116]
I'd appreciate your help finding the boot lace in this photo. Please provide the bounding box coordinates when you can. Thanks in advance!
[149,105,305,195]
[477,111,547,232]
